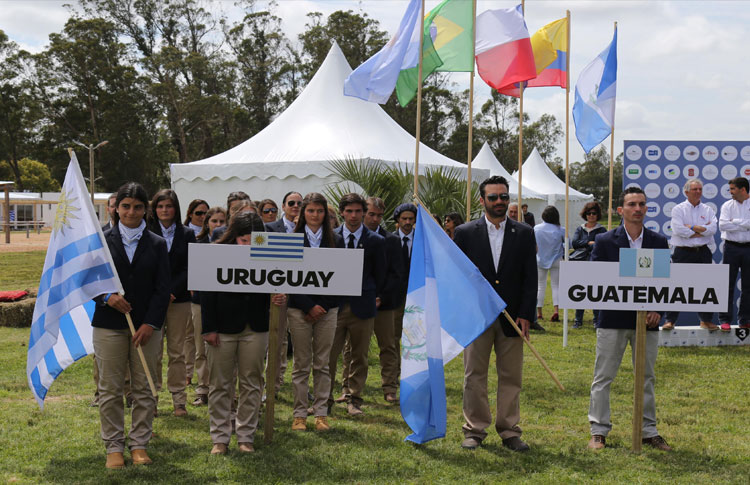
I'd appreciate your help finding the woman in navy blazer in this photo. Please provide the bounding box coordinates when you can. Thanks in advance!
[92,182,170,469]
[201,212,286,454]
[147,189,196,416]
[288,193,343,431]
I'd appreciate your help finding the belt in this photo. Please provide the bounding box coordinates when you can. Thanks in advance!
[726,240,750,248]
[675,245,708,252]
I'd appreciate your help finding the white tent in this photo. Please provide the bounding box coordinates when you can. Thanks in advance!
[170,42,486,209]
[512,147,594,228]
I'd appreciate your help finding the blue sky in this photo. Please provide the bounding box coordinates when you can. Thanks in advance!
[2,0,749,166]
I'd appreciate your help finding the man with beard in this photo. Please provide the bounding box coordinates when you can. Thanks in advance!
[453,176,537,452]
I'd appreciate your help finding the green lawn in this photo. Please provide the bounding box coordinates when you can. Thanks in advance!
[0,251,45,291]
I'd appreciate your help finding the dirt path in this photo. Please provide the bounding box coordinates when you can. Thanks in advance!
[0,231,51,253]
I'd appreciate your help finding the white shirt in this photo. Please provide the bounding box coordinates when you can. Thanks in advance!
[283,216,296,233]
[719,198,750,243]
[626,226,644,249]
[305,225,323,248]
[342,224,364,248]
[398,228,413,257]
[119,220,146,263]
[669,199,717,250]
[160,221,176,252]
[484,215,506,270]
[188,222,202,236]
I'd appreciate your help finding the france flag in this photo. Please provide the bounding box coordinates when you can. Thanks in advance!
[399,206,506,443]
[26,153,122,408]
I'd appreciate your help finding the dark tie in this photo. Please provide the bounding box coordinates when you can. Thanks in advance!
[402,236,410,263]
[347,234,355,248]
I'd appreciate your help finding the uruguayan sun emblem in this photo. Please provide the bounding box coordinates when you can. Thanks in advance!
[53,188,80,235]
[253,234,266,246]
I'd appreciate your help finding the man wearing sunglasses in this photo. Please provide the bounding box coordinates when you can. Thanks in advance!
[453,175,537,453]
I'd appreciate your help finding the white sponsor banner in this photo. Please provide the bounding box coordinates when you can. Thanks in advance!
[188,243,364,295]
[559,261,728,311]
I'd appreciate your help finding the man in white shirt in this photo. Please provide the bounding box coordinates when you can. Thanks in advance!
[664,179,718,331]
[718,176,750,332]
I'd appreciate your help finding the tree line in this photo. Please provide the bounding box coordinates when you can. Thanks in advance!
[0,0,617,205]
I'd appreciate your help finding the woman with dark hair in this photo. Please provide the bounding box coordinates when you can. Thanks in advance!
[196,207,227,243]
[201,212,286,454]
[288,193,342,432]
[147,189,196,417]
[571,201,606,328]
[443,212,465,240]
[534,205,566,322]
[258,199,279,224]
[93,182,170,469]
[184,199,209,237]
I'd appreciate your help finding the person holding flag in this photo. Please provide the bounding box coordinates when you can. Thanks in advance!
[453,175,537,452]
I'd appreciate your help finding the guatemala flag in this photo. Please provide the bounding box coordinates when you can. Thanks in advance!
[343,0,422,104]
[26,152,122,408]
[400,206,506,443]
[572,27,617,153]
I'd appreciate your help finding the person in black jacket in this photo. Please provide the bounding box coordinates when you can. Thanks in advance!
[92,182,170,469]
[288,193,342,431]
[147,189,196,417]
[201,212,286,455]
[571,201,607,328]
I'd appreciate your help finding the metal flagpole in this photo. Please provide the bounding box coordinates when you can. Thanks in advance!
[607,22,617,229]
[465,0,477,223]
[563,10,571,347]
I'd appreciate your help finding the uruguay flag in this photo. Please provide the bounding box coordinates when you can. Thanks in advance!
[573,27,618,153]
[343,0,422,104]
[400,206,506,443]
[27,153,122,408]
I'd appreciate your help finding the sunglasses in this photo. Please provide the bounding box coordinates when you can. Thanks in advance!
[585,211,599,216]
[263,208,278,214]
[193,211,207,216]
[286,201,301,207]
[485,193,510,202]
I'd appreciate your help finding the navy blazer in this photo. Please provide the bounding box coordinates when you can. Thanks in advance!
[92,224,171,331]
[265,218,291,233]
[454,216,537,337]
[376,226,406,311]
[591,225,669,331]
[149,222,196,303]
[335,224,386,319]
[289,231,344,313]
[200,290,270,334]
[391,229,413,306]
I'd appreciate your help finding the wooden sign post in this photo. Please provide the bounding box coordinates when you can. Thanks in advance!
[264,301,286,445]
[632,310,646,452]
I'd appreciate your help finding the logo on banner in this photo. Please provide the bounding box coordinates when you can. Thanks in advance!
[646,202,660,217]
[626,145,643,161]
[721,184,731,199]
[644,183,661,198]
[741,146,750,162]
[683,145,700,161]
[722,164,738,180]
[250,232,304,260]
[664,145,680,161]
[619,248,671,278]
[664,164,680,180]
[645,221,660,232]
[702,164,718,180]
[703,183,718,199]
[645,145,661,161]
[662,221,673,235]
[722,146,738,162]
[664,183,680,199]
[663,202,677,217]
[645,164,661,180]
[702,145,719,161]
[683,164,699,179]
[626,165,642,179]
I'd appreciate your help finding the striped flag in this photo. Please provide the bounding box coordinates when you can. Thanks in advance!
[249,232,305,260]
[27,153,122,408]
[619,248,671,278]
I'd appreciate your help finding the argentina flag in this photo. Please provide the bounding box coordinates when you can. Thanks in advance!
[400,206,506,443]
[26,153,121,408]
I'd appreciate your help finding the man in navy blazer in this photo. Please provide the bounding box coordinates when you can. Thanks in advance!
[454,176,537,453]
[587,187,672,452]
[327,193,386,416]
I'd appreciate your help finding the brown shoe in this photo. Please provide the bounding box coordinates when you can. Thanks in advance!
[292,417,307,431]
[238,442,254,453]
[700,321,718,332]
[174,405,187,417]
[588,435,606,450]
[643,435,672,451]
[210,443,228,455]
[461,437,481,450]
[131,449,152,465]
[661,321,674,331]
[384,393,398,403]
[315,416,330,431]
[347,402,364,416]
[105,452,125,469]
[334,394,348,403]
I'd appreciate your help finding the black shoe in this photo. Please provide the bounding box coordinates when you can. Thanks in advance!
[573,321,583,329]
[502,436,530,452]
[530,321,546,332]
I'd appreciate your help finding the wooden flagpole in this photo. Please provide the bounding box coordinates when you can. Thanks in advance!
[632,310,647,452]
[607,21,617,229]
[413,0,427,200]
[517,0,525,222]
[563,10,571,347]
[264,300,286,444]
[465,0,477,223]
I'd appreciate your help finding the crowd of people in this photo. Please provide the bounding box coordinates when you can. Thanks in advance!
[92,173,720,469]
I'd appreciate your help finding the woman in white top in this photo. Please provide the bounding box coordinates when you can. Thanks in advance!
[534,206,566,322]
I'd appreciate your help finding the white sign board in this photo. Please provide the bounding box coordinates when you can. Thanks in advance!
[188,242,364,296]
[559,261,728,311]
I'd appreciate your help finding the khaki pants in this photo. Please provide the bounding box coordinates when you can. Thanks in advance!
[462,318,523,441]
[328,304,374,406]
[156,301,190,406]
[184,303,196,382]
[373,308,399,394]
[288,307,338,417]
[207,326,267,445]
[191,302,209,396]
[93,327,159,453]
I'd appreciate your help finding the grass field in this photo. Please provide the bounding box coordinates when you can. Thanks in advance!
[2,239,750,484]
[0,251,46,291]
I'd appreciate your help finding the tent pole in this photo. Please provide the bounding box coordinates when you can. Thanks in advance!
[413,0,427,200]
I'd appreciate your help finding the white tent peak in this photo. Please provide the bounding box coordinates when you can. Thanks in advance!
[472,142,545,200]
[513,147,592,200]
